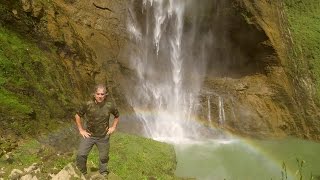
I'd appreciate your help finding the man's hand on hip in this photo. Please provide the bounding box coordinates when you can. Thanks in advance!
[79,129,91,138]
[107,127,116,135]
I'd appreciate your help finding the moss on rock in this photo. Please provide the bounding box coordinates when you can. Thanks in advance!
[0,26,75,137]
[284,0,320,101]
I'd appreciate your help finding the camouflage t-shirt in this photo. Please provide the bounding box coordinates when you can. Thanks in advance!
[76,100,120,137]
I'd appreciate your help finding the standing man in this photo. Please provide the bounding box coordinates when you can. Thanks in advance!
[75,84,120,177]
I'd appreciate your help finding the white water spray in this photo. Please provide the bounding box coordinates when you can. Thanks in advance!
[207,96,212,123]
[126,0,208,144]
[218,96,226,125]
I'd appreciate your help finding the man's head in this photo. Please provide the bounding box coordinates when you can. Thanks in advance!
[93,84,108,103]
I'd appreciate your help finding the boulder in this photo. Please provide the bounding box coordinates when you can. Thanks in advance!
[51,163,84,180]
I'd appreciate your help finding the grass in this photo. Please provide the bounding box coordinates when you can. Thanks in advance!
[109,132,176,179]
[86,132,177,179]
[284,0,320,100]
[0,132,178,179]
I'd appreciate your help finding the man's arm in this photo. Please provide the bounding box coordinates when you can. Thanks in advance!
[107,117,119,135]
[75,114,91,138]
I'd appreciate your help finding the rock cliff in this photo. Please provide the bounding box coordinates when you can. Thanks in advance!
[196,0,320,140]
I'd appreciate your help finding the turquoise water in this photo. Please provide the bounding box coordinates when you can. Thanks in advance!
[175,137,320,180]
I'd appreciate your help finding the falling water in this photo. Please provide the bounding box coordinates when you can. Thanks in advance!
[207,96,212,123]
[126,0,208,143]
[218,96,226,125]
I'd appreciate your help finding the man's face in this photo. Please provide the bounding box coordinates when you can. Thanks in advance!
[94,88,106,103]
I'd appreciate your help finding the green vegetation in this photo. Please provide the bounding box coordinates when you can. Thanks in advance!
[0,132,177,179]
[0,26,75,136]
[284,0,320,99]
[109,132,176,179]
[280,158,315,180]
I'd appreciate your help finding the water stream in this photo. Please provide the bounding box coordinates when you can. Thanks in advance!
[125,0,320,179]
[218,96,225,125]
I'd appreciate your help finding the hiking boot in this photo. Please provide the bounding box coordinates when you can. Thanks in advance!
[100,172,109,179]
[81,172,90,180]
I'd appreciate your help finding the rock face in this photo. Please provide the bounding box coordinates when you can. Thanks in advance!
[42,0,128,103]
[43,0,129,108]
[8,163,39,180]
[196,0,320,140]
[242,0,320,140]
[50,163,83,180]
[0,0,130,115]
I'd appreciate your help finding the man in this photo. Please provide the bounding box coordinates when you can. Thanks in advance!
[75,84,120,177]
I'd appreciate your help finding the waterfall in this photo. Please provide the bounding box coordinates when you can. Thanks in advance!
[207,96,212,123]
[218,96,226,125]
[126,0,209,143]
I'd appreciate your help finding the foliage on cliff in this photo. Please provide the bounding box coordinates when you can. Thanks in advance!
[0,26,76,136]
[284,0,320,100]
[0,0,95,137]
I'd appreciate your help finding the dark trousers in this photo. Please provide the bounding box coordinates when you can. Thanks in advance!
[76,135,110,174]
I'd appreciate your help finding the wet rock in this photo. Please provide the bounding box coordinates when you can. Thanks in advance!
[7,163,41,180]
[234,82,248,91]
[9,169,23,180]
[0,167,5,177]
[4,153,14,164]
[24,163,38,173]
[0,167,5,175]
[20,174,38,180]
[30,0,44,18]
[21,0,43,17]
[21,0,32,12]
[12,9,18,17]
[199,76,296,138]
[51,163,83,180]
[0,136,18,155]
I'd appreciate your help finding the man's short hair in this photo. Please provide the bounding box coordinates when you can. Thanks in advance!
[94,84,109,95]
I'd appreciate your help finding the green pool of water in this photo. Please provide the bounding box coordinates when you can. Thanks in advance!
[175,137,320,180]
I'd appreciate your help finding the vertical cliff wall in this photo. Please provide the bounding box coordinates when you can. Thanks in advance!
[0,0,129,138]
[196,0,320,140]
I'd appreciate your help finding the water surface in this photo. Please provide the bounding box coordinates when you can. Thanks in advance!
[175,137,320,180]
